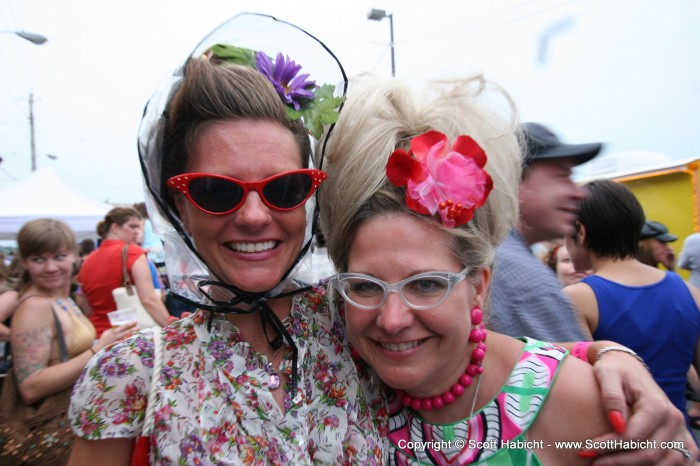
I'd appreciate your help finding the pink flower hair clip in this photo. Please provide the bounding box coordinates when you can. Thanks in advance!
[386,131,493,227]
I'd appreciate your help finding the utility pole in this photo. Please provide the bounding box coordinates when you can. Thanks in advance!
[29,93,36,171]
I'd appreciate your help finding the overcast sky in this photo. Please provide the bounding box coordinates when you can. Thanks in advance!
[1,0,699,204]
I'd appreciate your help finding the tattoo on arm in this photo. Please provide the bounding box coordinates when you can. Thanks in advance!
[13,327,53,384]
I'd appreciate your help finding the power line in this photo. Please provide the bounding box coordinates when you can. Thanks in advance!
[0,48,25,100]
[36,118,133,146]
[369,44,391,74]
[0,165,18,181]
[397,0,582,46]
[414,0,540,39]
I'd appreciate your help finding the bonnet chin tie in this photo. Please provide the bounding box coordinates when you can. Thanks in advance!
[189,279,310,396]
[258,300,298,395]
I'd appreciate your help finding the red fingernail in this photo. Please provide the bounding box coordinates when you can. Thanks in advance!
[577,450,598,459]
[608,410,626,433]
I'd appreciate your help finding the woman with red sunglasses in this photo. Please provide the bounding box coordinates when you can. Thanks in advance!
[67,14,380,465]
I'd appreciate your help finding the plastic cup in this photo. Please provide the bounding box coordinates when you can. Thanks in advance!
[107,308,138,327]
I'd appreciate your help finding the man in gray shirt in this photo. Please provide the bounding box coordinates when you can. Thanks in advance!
[490,122,602,341]
[680,232,700,289]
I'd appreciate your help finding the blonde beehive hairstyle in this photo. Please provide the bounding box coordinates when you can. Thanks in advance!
[319,74,523,274]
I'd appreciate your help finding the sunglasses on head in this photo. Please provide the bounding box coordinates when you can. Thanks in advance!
[167,169,327,215]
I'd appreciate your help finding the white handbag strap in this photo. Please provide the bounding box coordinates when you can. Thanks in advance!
[142,328,162,436]
[121,245,135,294]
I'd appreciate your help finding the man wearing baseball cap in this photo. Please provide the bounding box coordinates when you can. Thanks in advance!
[641,220,679,243]
[490,123,700,462]
[639,220,678,271]
[490,122,602,341]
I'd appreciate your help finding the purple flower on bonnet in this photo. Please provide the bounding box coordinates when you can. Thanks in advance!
[255,52,315,110]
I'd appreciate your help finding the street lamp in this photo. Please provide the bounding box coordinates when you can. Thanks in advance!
[367,8,395,77]
[0,30,48,45]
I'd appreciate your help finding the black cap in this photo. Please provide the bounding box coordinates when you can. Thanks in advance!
[640,220,677,242]
[521,122,603,166]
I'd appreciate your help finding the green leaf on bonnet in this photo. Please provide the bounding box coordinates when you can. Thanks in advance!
[294,84,344,139]
[208,44,257,68]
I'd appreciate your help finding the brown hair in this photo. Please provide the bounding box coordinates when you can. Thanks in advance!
[0,256,23,293]
[132,201,148,218]
[96,207,142,239]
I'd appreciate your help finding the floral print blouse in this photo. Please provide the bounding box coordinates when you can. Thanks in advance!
[69,284,383,465]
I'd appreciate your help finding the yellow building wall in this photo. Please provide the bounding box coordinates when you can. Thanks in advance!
[614,161,700,279]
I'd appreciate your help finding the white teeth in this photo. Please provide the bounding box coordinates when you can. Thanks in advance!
[230,241,276,253]
[381,341,421,352]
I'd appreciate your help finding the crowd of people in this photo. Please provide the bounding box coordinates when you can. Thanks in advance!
[0,11,699,466]
[562,180,700,438]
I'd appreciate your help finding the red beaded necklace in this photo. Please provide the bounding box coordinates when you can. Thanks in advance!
[393,306,488,411]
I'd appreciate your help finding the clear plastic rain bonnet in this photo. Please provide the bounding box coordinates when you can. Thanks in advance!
[137,13,346,316]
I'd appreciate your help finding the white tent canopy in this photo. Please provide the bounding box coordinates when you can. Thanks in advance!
[0,167,113,241]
